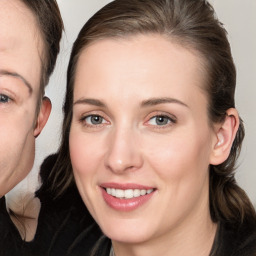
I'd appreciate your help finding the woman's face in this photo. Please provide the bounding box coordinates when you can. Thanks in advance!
[70,35,218,244]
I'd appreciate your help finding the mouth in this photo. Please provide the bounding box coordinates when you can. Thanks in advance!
[100,183,156,211]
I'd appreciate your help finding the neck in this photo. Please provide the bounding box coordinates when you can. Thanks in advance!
[7,194,41,242]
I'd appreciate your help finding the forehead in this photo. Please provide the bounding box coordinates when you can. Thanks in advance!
[0,0,43,92]
[75,35,207,97]
[73,35,210,124]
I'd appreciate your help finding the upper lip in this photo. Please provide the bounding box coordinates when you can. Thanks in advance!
[100,182,155,190]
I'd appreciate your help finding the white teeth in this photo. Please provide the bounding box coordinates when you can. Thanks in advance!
[147,189,153,194]
[105,188,154,199]
[115,189,124,198]
[111,188,116,196]
[133,189,140,197]
[124,189,133,199]
[141,189,146,196]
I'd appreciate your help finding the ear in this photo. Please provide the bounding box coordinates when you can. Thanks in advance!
[209,108,239,165]
[33,97,52,138]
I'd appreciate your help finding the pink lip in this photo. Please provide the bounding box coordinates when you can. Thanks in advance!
[100,183,156,212]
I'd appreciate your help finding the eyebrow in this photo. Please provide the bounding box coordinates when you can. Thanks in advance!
[73,97,188,109]
[141,97,189,108]
[0,69,33,94]
[73,98,106,107]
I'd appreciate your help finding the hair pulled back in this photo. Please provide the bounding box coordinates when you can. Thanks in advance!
[52,0,256,225]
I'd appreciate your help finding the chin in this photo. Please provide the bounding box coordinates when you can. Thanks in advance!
[108,232,149,244]
[100,219,153,244]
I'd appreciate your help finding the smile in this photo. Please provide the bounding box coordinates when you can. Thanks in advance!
[100,184,156,211]
[105,188,154,199]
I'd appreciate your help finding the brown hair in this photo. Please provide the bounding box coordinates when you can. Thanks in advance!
[20,0,64,100]
[51,0,256,225]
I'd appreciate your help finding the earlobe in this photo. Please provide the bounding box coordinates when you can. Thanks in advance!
[33,97,52,138]
[210,108,239,165]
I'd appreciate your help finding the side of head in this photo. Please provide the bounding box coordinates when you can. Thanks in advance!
[0,0,63,196]
[20,0,64,103]
[54,0,255,223]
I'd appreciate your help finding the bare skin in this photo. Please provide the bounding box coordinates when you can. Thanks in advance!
[0,0,51,241]
[68,34,239,255]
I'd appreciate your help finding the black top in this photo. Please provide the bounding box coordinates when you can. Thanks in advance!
[0,196,25,256]
[211,220,256,256]
[0,154,102,256]
[90,221,256,256]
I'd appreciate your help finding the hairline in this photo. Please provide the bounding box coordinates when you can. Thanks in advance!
[71,32,212,123]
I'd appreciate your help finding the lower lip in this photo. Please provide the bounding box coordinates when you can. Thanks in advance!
[101,187,155,212]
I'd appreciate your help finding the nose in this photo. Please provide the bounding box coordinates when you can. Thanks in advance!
[104,127,143,174]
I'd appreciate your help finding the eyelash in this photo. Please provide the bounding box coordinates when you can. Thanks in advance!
[145,113,177,129]
[0,93,12,104]
[79,112,177,130]
[79,114,109,128]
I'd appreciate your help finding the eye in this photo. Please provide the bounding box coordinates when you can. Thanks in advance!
[0,94,11,103]
[82,115,108,126]
[148,115,175,126]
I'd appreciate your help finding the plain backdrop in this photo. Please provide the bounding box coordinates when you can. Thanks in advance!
[7,0,256,207]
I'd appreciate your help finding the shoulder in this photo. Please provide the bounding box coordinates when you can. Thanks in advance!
[0,197,24,255]
[0,196,20,236]
[233,220,256,256]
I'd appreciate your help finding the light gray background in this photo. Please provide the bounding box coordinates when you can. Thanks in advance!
[7,0,256,207]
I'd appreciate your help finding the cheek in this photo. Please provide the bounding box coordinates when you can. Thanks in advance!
[69,128,105,216]
[144,126,212,182]
[0,108,36,194]
[69,135,87,176]
[0,109,35,148]
[69,128,104,178]
[144,131,212,221]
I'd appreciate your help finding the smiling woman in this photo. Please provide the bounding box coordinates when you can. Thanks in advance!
[50,0,256,255]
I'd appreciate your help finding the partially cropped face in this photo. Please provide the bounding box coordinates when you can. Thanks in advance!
[70,35,218,244]
[0,0,43,196]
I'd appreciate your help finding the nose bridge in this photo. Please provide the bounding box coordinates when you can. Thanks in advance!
[105,123,142,174]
